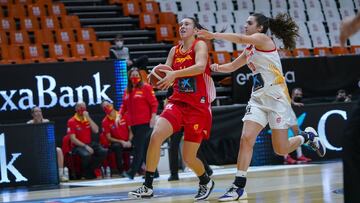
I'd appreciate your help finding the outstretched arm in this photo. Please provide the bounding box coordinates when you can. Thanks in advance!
[211,51,247,73]
[340,14,360,46]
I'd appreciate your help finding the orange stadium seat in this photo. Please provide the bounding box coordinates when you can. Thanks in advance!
[159,12,177,24]
[19,17,40,31]
[14,0,32,4]
[277,49,293,58]
[0,18,16,31]
[61,16,81,29]
[8,4,26,18]
[123,1,141,16]
[139,12,157,29]
[293,48,311,57]
[55,29,75,43]
[9,30,30,45]
[92,42,108,60]
[141,1,160,14]
[76,28,97,42]
[0,31,8,45]
[7,45,23,64]
[313,47,331,56]
[0,7,3,17]
[332,47,349,55]
[34,29,54,44]
[211,51,231,64]
[28,4,47,17]
[70,42,93,60]
[48,3,67,16]
[350,46,360,54]
[155,24,175,42]
[23,44,46,63]
[40,16,60,30]
[35,0,53,5]
[0,45,10,64]
[48,43,76,61]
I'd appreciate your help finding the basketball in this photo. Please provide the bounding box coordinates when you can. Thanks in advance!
[149,64,173,88]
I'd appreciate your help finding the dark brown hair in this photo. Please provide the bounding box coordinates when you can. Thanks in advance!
[127,67,143,93]
[251,13,299,50]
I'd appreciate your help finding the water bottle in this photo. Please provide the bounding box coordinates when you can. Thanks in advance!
[106,166,111,178]
[100,166,105,178]
[64,167,69,180]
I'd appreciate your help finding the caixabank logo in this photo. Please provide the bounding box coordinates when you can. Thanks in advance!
[0,133,27,183]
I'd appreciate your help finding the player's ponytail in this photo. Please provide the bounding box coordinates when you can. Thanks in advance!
[252,13,299,50]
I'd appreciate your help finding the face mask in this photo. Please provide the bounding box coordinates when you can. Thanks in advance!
[116,41,123,48]
[130,77,141,85]
[293,96,302,103]
[103,105,113,115]
[76,106,86,116]
[337,97,346,102]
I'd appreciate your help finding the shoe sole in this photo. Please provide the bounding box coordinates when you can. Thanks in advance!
[218,191,248,202]
[128,192,153,199]
[305,127,326,157]
[194,180,215,201]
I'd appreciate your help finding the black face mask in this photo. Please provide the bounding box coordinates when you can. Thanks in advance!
[337,97,346,102]
[293,96,302,102]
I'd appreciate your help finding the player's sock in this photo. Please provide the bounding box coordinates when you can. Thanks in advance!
[234,170,247,188]
[198,172,210,185]
[144,171,155,189]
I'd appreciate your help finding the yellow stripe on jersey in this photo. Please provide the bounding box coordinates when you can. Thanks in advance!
[269,63,285,85]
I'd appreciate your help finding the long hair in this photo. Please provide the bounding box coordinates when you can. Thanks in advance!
[127,67,143,93]
[252,13,299,50]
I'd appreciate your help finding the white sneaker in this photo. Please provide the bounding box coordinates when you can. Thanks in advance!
[194,179,215,201]
[305,127,326,157]
[218,184,247,202]
[128,185,153,198]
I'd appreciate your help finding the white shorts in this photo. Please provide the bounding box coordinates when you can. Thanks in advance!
[242,85,293,129]
[289,109,298,126]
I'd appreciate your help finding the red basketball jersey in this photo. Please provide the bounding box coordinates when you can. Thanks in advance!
[169,39,216,106]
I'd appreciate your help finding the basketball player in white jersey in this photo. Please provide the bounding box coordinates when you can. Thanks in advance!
[198,13,326,201]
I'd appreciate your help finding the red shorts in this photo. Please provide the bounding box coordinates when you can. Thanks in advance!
[160,101,212,143]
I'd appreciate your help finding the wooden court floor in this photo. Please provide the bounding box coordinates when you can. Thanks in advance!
[1,161,343,203]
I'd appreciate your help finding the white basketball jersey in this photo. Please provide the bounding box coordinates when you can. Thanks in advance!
[244,45,288,99]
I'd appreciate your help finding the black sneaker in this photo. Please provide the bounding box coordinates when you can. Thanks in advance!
[194,179,215,201]
[128,185,153,198]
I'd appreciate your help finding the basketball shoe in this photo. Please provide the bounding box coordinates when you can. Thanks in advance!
[128,185,153,198]
[194,179,215,201]
[304,127,326,157]
[218,184,247,202]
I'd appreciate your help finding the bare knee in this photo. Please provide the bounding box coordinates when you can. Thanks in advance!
[149,129,167,146]
[273,146,288,156]
[183,154,196,166]
[240,133,256,149]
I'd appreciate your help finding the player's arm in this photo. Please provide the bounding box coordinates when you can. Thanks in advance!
[157,41,208,89]
[164,46,176,67]
[70,133,86,147]
[106,132,124,144]
[198,30,273,50]
[212,51,247,73]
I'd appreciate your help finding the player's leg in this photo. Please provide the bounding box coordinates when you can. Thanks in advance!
[128,117,173,198]
[218,120,264,202]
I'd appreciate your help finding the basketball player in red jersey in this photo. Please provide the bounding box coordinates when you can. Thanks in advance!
[128,17,216,201]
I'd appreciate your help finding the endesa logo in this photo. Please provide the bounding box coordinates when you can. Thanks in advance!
[0,72,113,111]
[236,71,296,85]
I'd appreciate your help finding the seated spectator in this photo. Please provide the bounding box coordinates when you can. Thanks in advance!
[335,89,352,102]
[67,102,107,179]
[291,87,304,107]
[109,34,148,70]
[101,100,132,175]
[27,106,68,182]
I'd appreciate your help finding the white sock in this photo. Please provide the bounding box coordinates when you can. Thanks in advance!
[59,168,64,176]
[297,135,305,145]
[236,170,247,177]
[296,147,303,158]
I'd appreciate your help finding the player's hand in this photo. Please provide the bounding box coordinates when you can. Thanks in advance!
[197,29,215,40]
[115,114,122,126]
[149,114,156,128]
[122,141,132,148]
[83,111,90,119]
[85,145,94,154]
[210,63,219,72]
[157,69,175,90]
